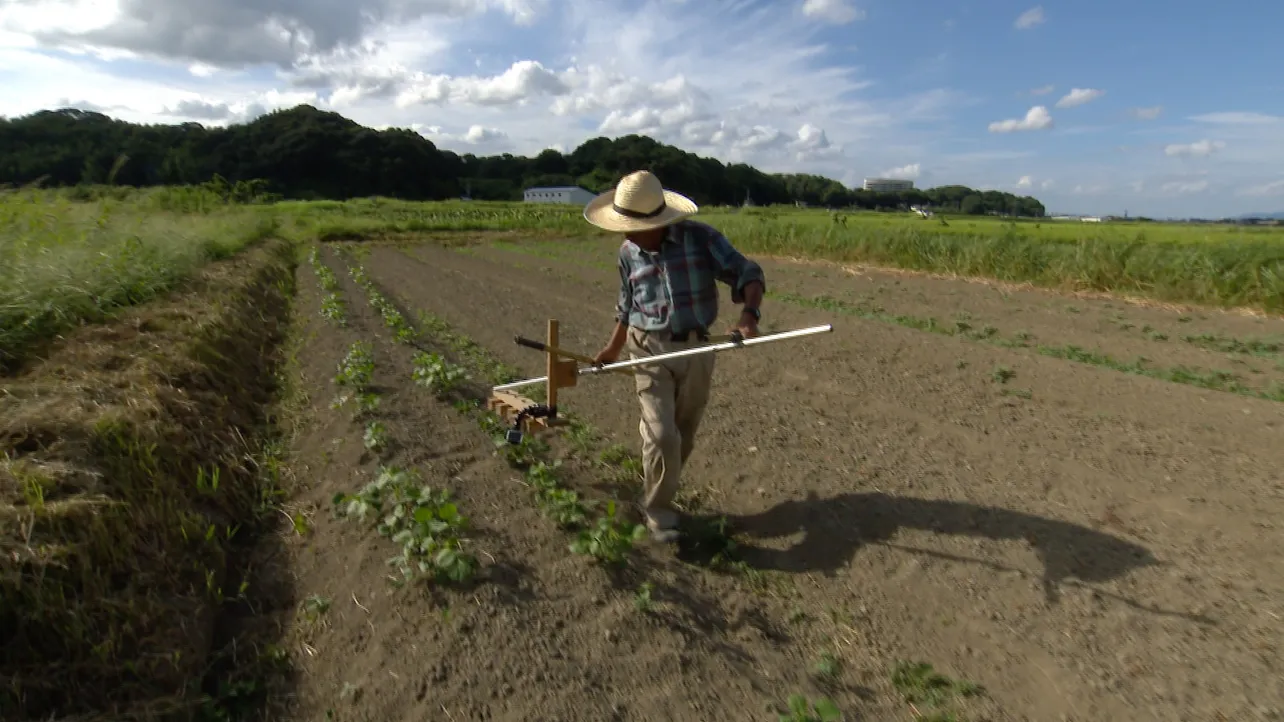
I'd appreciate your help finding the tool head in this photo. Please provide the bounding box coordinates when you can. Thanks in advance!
[505,428,524,445]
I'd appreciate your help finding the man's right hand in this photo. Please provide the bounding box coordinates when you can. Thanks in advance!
[592,347,619,367]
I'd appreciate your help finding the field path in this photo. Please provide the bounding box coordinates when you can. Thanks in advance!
[351,239,1284,721]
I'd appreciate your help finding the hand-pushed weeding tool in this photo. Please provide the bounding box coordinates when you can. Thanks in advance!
[487,321,834,444]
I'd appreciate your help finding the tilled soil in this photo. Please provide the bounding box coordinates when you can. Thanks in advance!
[321,237,1283,722]
[276,247,861,722]
[271,235,1284,722]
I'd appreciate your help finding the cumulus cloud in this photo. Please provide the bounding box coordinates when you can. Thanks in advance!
[395,60,569,107]
[1055,88,1104,108]
[416,123,509,146]
[988,106,1053,133]
[1164,139,1225,157]
[801,0,866,24]
[1014,6,1045,29]
[19,0,542,69]
[883,163,921,179]
[1128,105,1163,120]
[1015,175,1032,189]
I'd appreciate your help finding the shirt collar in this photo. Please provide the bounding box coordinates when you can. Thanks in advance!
[625,221,683,253]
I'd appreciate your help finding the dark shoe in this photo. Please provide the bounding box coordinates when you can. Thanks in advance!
[645,507,681,543]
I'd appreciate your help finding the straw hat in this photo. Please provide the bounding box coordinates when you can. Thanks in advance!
[583,170,698,232]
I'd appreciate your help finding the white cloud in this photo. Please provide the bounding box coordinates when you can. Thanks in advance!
[394,60,569,107]
[1040,179,1054,189]
[1055,88,1104,109]
[8,0,539,69]
[1015,175,1032,188]
[1029,84,1054,96]
[988,106,1053,133]
[417,123,509,146]
[1160,180,1209,195]
[1014,6,1045,29]
[883,163,921,179]
[1238,179,1284,197]
[1128,105,1163,120]
[1072,183,1109,195]
[801,0,866,24]
[1190,112,1283,125]
[1164,139,1226,157]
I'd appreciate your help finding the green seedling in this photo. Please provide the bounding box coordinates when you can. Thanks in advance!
[891,660,982,712]
[363,421,389,452]
[991,366,1015,384]
[569,500,647,565]
[779,694,841,722]
[633,582,655,612]
[335,341,374,390]
[814,652,841,681]
[411,350,468,395]
[302,594,331,622]
[319,293,347,325]
[332,466,478,587]
[354,391,380,417]
[524,461,591,529]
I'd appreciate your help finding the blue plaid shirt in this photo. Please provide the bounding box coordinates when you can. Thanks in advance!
[615,220,766,333]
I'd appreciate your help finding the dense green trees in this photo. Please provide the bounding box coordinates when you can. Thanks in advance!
[0,104,1046,217]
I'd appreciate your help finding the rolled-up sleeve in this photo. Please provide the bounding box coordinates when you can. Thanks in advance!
[706,227,766,303]
[616,248,633,324]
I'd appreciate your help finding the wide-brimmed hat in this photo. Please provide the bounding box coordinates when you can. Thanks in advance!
[583,170,698,232]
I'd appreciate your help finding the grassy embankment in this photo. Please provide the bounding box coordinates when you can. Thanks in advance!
[1,184,298,721]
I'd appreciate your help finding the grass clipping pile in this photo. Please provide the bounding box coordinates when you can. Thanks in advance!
[0,241,296,720]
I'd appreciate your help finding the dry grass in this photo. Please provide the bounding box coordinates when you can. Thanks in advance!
[0,239,298,721]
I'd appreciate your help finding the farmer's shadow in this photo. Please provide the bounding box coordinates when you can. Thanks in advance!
[679,491,1214,624]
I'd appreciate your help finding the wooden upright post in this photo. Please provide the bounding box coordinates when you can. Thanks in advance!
[545,319,559,411]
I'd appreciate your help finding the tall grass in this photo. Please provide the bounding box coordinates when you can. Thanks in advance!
[708,214,1284,311]
[273,199,1284,311]
[0,187,278,369]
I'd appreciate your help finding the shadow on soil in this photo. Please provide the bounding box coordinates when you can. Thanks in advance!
[679,491,1217,625]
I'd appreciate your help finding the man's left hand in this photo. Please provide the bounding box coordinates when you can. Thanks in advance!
[734,311,760,339]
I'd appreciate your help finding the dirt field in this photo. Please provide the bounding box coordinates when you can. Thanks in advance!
[256,234,1284,722]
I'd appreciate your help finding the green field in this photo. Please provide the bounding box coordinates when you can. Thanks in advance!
[3,188,1283,372]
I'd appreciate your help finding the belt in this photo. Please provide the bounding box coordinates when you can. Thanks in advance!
[669,328,710,342]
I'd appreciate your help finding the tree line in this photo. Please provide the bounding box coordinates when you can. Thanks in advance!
[0,104,1047,217]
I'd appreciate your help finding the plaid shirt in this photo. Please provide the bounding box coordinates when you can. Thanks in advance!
[615,220,766,333]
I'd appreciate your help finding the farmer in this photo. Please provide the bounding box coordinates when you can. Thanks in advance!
[586,170,766,543]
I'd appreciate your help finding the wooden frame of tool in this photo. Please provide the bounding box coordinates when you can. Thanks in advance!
[485,319,585,435]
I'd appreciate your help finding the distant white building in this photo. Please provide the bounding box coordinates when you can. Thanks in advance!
[523,186,596,205]
[863,178,915,192]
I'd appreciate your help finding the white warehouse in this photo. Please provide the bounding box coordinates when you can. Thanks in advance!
[523,186,597,205]
[862,178,915,192]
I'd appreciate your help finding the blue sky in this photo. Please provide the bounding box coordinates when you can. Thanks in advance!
[1,0,1282,218]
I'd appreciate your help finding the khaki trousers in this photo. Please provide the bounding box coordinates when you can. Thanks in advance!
[626,327,716,530]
